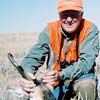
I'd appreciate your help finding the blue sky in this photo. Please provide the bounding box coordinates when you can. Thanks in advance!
[0,0,100,33]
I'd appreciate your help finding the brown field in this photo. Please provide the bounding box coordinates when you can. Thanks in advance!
[0,32,100,100]
[0,32,39,100]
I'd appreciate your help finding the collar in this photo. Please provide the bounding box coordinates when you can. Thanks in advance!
[60,27,75,40]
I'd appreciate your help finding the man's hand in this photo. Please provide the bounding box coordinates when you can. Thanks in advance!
[20,73,36,96]
[42,70,63,85]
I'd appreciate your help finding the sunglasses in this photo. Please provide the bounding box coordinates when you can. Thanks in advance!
[59,11,83,19]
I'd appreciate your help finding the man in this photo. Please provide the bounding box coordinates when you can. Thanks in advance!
[20,0,100,100]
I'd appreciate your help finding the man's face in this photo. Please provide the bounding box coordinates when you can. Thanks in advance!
[59,10,83,33]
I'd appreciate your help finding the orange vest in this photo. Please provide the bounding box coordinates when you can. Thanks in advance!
[48,19,93,87]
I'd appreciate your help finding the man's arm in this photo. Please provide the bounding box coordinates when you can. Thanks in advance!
[62,24,100,81]
[21,27,50,74]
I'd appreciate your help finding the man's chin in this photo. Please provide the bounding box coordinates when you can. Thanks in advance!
[65,29,76,34]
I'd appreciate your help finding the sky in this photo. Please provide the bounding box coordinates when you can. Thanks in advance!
[0,0,100,33]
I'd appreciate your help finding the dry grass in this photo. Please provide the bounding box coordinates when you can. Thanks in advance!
[1,60,100,100]
[0,33,100,100]
[0,33,39,100]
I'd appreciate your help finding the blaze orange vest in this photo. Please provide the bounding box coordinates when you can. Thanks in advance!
[48,19,93,87]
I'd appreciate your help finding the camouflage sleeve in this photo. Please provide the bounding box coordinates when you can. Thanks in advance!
[21,27,50,74]
[62,24,100,81]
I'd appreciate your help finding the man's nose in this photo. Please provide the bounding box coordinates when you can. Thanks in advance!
[65,16,73,23]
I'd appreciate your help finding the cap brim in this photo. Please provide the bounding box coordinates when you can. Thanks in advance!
[57,5,83,13]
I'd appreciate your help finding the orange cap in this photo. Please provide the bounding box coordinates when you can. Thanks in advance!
[57,0,83,13]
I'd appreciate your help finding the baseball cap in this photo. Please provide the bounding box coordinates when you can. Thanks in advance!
[57,0,83,13]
